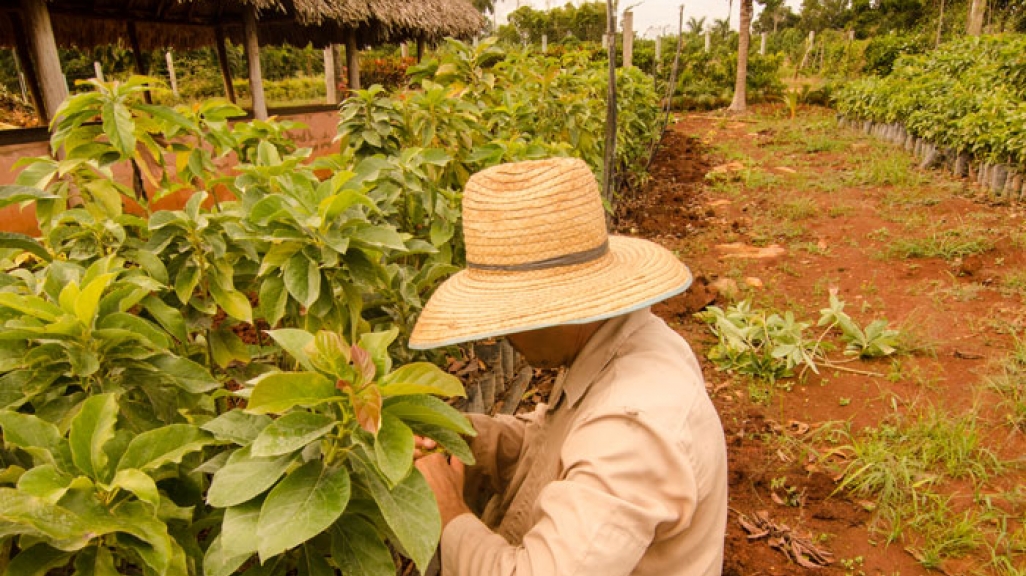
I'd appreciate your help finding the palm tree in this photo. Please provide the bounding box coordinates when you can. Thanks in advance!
[728,0,753,112]
[686,16,707,34]
[711,18,731,38]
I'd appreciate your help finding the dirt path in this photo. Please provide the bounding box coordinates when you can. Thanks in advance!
[618,105,1026,575]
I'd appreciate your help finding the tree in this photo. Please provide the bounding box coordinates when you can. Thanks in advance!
[711,17,732,37]
[472,0,496,13]
[686,15,708,34]
[729,0,754,112]
[967,0,987,33]
[754,0,798,32]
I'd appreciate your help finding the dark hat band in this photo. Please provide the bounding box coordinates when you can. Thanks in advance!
[467,240,610,272]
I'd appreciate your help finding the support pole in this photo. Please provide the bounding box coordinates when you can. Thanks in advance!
[602,0,617,205]
[704,30,710,52]
[416,38,425,62]
[242,5,268,120]
[345,30,361,92]
[760,31,767,55]
[9,11,47,123]
[622,10,633,68]
[20,0,68,123]
[93,62,104,82]
[127,21,152,103]
[215,25,237,103]
[323,45,337,104]
[165,51,178,96]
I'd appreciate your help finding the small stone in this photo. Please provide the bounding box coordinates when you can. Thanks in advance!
[744,277,764,288]
[711,278,740,300]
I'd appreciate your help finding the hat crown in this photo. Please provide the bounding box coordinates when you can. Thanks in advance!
[462,158,608,270]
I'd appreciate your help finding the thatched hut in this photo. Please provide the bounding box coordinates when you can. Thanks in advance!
[0,0,484,123]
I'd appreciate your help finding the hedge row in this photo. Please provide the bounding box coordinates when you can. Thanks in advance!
[833,35,1026,201]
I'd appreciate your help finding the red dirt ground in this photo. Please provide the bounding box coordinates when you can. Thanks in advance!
[616,107,1026,575]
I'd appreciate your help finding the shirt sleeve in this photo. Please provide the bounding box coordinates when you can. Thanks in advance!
[463,412,530,495]
[441,410,696,576]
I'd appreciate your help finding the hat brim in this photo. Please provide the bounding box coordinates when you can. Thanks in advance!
[408,236,693,349]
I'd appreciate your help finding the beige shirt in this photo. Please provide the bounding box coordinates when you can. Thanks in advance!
[441,308,728,576]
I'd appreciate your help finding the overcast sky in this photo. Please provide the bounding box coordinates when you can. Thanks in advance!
[490,0,800,37]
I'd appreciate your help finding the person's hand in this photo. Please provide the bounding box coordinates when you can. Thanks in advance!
[415,453,471,529]
[414,435,438,459]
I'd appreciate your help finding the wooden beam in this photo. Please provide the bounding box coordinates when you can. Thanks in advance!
[323,45,337,104]
[20,0,68,123]
[8,11,47,124]
[126,21,152,104]
[345,30,360,91]
[242,4,268,120]
[215,26,236,103]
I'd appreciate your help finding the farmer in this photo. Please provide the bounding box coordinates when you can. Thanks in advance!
[409,157,727,576]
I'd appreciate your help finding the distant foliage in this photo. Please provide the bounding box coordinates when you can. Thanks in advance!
[834,35,1026,168]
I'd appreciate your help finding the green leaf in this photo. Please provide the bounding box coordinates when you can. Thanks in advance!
[330,516,396,576]
[0,410,62,450]
[102,100,136,157]
[0,488,95,549]
[210,284,254,323]
[352,459,439,574]
[74,273,116,327]
[374,413,414,485]
[382,395,474,436]
[116,423,213,472]
[0,232,51,262]
[258,275,288,327]
[204,533,253,576]
[148,354,220,393]
[256,460,351,561]
[4,544,73,576]
[96,312,171,349]
[299,544,335,576]
[201,411,273,445]
[357,329,398,377]
[284,254,320,308]
[266,328,316,371]
[251,412,336,458]
[351,225,407,252]
[379,363,466,398]
[0,184,59,208]
[72,545,120,576]
[173,262,200,304]
[0,292,62,322]
[405,423,475,466]
[219,497,262,559]
[209,327,251,368]
[141,295,188,342]
[109,468,160,508]
[69,393,119,481]
[206,447,295,508]
[246,372,337,415]
[16,464,73,502]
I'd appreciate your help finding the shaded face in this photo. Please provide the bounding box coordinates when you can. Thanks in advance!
[505,321,605,369]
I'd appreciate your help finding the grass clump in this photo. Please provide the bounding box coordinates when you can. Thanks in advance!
[772,196,819,221]
[988,333,1026,432]
[886,223,994,260]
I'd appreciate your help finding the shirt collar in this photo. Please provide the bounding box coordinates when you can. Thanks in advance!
[558,308,652,408]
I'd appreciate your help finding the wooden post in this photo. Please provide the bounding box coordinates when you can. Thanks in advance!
[541,34,548,52]
[704,30,710,52]
[215,26,237,103]
[323,46,337,104]
[9,11,47,123]
[602,0,617,205]
[622,10,633,68]
[655,36,662,72]
[400,42,409,58]
[242,5,268,120]
[416,38,425,62]
[345,30,361,92]
[165,51,179,96]
[936,0,946,46]
[93,62,104,82]
[760,31,767,55]
[127,21,152,103]
[20,0,68,123]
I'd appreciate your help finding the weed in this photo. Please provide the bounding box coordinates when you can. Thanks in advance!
[987,333,1026,432]
[906,496,987,569]
[773,196,819,221]
[887,223,994,261]
[1000,270,1026,298]
[792,240,832,256]
[828,204,855,218]
[849,153,926,187]
[867,227,892,242]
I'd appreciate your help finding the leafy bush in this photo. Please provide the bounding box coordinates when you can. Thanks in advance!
[834,35,1026,168]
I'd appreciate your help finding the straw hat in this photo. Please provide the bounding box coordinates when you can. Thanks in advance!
[408,157,692,349]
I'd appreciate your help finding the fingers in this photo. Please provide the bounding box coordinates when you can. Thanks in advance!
[413,435,438,459]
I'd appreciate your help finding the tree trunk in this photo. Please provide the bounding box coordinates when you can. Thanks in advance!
[20,0,68,123]
[936,0,945,46]
[967,0,986,35]
[242,5,268,120]
[728,0,753,112]
[346,30,361,91]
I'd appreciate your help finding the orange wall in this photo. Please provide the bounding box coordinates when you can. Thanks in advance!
[0,109,341,236]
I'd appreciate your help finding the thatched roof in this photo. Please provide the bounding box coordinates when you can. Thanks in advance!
[0,0,485,50]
